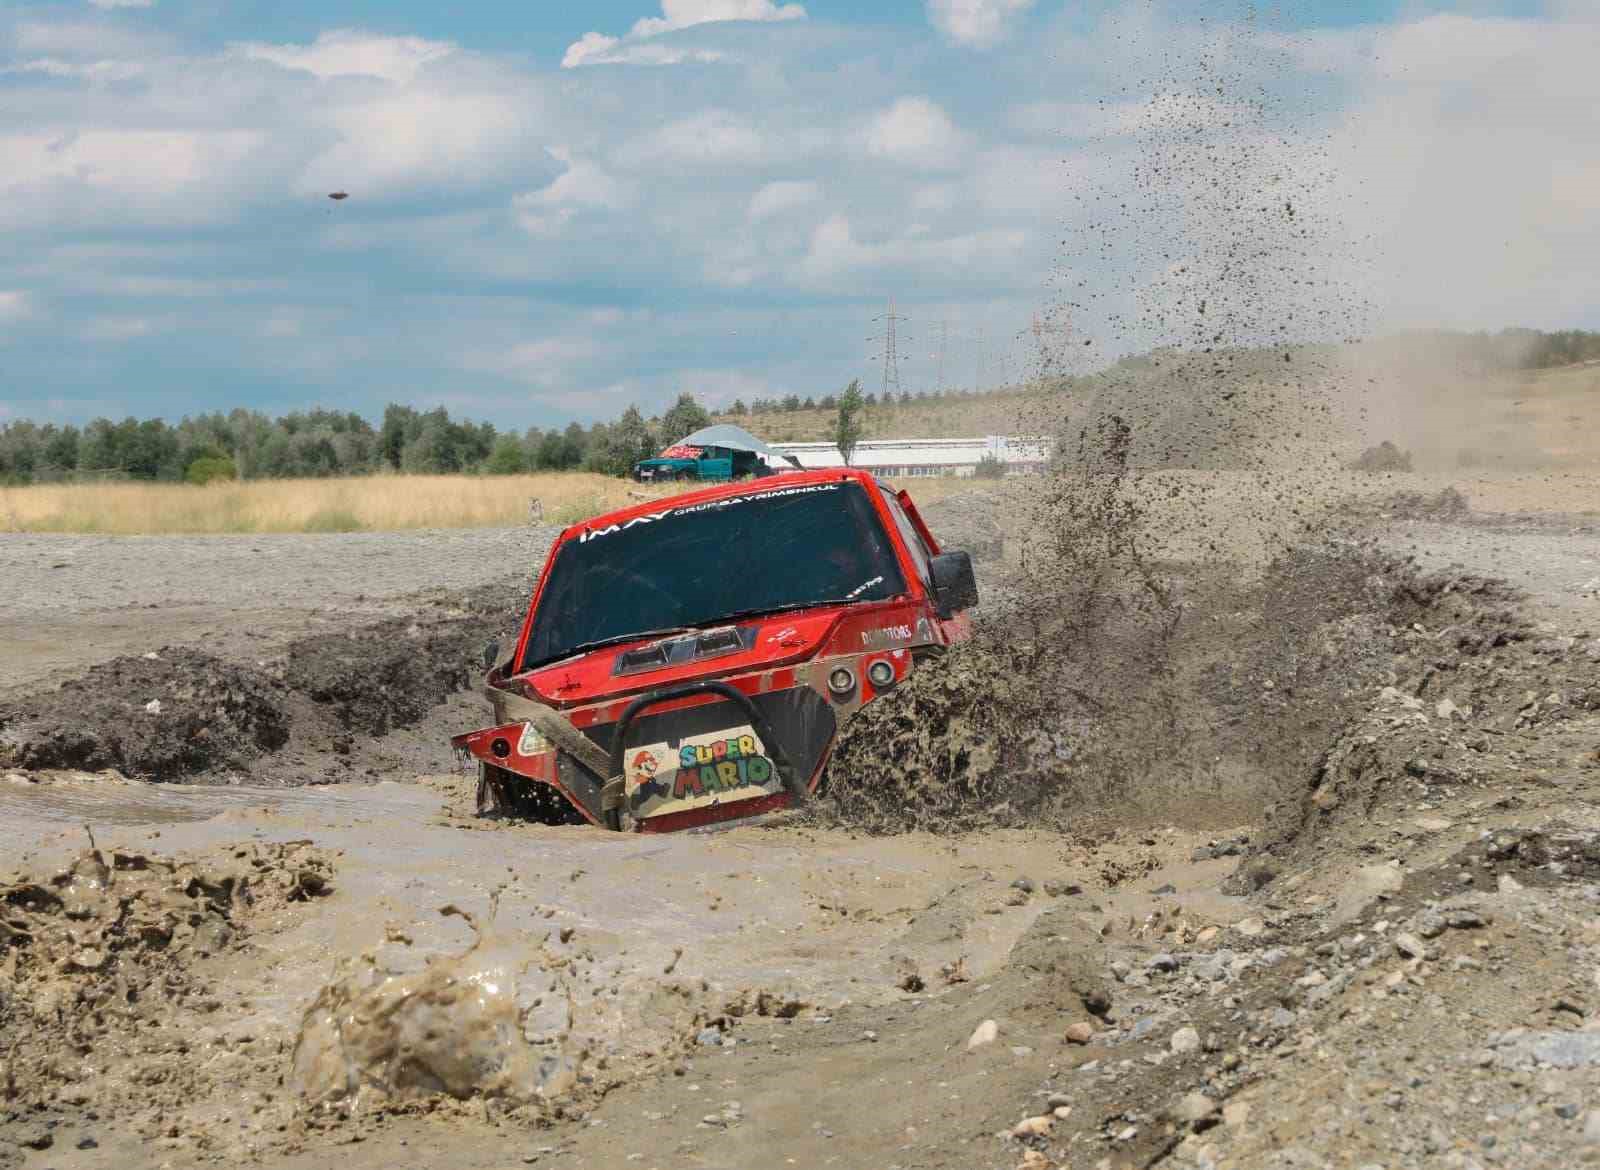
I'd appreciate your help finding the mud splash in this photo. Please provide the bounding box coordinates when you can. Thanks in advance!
[291,903,581,1114]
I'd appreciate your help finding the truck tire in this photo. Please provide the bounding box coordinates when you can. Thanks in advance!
[477,762,587,825]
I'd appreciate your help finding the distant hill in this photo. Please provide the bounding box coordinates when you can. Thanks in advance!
[715,388,1038,444]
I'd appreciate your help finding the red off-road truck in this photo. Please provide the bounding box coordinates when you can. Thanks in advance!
[452,468,979,832]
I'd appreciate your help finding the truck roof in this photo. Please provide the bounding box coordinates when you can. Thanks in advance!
[557,467,879,546]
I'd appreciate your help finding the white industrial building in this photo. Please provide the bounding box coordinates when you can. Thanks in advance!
[769,436,1052,478]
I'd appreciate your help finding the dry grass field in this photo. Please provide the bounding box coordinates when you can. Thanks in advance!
[0,468,999,535]
[0,472,695,535]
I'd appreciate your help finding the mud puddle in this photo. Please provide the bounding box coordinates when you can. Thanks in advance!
[0,773,1247,1168]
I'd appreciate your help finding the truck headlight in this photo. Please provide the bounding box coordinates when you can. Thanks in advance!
[867,660,896,689]
[827,666,856,696]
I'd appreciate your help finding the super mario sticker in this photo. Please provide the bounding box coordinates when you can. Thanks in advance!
[625,728,779,818]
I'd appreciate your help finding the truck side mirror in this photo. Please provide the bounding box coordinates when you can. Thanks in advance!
[929,551,979,617]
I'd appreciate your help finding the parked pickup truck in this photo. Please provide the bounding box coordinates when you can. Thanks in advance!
[452,468,979,833]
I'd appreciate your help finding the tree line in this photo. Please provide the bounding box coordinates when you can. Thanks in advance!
[0,394,722,487]
[0,381,1018,488]
[731,386,998,414]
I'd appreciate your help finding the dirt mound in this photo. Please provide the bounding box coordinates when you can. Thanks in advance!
[285,620,479,737]
[1339,485,1471,522]
[1245,567,1597,873]
[282,576,527,738]
[0,649,290,778]
[1349,440,1414,472]
[0,576,531,785]
[0,838,333,1153]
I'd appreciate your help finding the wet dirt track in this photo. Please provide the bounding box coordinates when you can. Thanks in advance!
[3,483,1598,1170]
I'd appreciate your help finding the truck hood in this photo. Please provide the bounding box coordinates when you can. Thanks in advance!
[515,600,926,706]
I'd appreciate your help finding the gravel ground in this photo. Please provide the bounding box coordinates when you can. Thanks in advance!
[0,527,555,616]
[1386,514,1600,624]
[0,526,557,693]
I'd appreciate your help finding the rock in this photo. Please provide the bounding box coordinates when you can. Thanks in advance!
[1268,1008,1296,1029]
[1192,952,1233,983]
[1080,985,1114,1018]
[1046,1092,1072,1109]
[1222,1100,1251,1127]
[1017,1151,1052,1169]
[1415,816,1454,832]
[1170,1027,1201,1054]
[1064,1021,1095,1045]
[1379,686,1423,710]
[1497,1031,1600,1069]
[1446,910,1486,929]
[1498,874,1524,894]
[1110,960,1131,982]
[1234,917,1266,939]
[968,1019,999,1050]
[1151,883,1177,895]
[76,1137,99,1150]
[1557,1103,1581,1120]
[1435,698,1465,720]
[1414,910,1447,939]
[1191,846,1215,862]
[1053,1105,1072,1120]
[1585,1109,1600,1143]
[861,1030,878,1043]
[1012,877,1035,894]
[1147,953,1179,973]
[144,698,163,715]
[1012,1115,1054,1138]
[1394,932,1428,959]
[696,1027,723,1047]
[1195,926,1220,945]
[1043,881,1082,897]
[1174,1091,1218,1126]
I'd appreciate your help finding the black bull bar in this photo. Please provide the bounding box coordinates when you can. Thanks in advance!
[603,680,809,829]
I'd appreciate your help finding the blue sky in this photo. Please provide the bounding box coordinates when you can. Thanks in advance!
[1,0,1594,428]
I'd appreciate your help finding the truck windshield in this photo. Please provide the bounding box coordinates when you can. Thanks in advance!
[523,481,906,670]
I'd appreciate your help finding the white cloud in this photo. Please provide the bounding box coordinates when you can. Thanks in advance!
[631,0,806,37]
[513,148,629,236]
[0,291,36,322]
[747,179,820,220]
[297,89,529,194]
[863,97,964,168]
[563,0,804,68]
[621,110,767,166]
[468,336,598,386]
[798,213,1025,287]
[88,0,154,8]
[13,19,169,59]
[81,315,165,342]
[0,130,263,202]
[8,57,145,83]
[926,0,1034,49]
[233,30,457,83]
